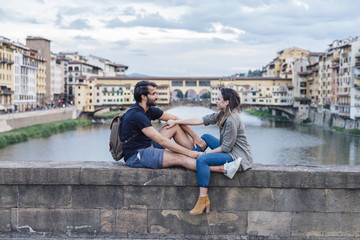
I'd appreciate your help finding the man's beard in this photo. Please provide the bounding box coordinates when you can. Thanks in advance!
[146,97,157,107]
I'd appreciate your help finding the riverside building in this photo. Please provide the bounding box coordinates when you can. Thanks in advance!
[0,37,14,113]
[12,42,45,111]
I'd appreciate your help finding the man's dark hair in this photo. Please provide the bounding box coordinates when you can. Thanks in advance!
[134,81,158,103]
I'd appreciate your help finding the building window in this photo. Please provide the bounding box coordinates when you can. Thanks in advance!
[199,81,210,86]
[172,81,183,87]
[185,81,197,87]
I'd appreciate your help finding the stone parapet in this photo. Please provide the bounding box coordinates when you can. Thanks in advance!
[0,106,77,132]
[0,161,360,239]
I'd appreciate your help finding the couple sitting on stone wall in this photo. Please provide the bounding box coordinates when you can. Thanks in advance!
[120,80,253,215]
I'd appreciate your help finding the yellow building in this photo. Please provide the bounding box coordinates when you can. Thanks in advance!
[263,47,310,79]
[36,56,46,106]
[0,39,14,113]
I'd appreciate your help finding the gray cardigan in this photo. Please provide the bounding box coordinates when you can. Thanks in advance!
[202,112,253,171]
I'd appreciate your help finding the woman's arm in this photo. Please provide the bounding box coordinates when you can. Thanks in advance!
[166,118,204,129]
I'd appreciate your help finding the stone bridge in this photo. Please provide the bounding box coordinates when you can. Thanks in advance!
[0,161,360,239]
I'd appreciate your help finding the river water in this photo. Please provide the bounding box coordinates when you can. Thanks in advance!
[0,106,359,165]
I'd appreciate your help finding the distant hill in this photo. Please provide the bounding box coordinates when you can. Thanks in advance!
[127,73,151,77]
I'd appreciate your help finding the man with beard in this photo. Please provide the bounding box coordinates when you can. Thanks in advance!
[120,80,206,169]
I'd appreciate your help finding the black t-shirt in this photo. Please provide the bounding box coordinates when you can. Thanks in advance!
[120,102,163,160]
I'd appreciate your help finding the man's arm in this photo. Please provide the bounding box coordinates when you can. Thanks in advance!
[159,112,206,150]
[142,126,201,159]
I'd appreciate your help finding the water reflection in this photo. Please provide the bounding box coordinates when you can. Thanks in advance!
[0,106,359,165]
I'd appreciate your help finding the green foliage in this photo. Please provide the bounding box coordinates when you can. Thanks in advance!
[331,127,360,135]
[331,126,345,132]
[200,92,210,99]
[247,69,263,77]
[0,119,91,149]
[93,111,124,120]
[302,118,311,124]
[348,129,360,134]
[246,109,289,121]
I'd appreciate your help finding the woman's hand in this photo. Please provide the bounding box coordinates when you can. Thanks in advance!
[188,150,203,159]
[165,119,177,129]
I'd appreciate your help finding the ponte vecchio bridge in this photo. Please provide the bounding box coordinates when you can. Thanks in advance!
[76,76,298,119]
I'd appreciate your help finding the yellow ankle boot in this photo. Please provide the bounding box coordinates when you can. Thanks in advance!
[189,195,210,215]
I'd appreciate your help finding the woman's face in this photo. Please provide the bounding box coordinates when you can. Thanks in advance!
[216,92,228,111]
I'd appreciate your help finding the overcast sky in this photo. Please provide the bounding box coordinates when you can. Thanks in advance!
[1,0,359,77]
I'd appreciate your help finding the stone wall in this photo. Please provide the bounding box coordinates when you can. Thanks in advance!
[309,108,360,130]
[0,161,360,239]
[0,106,77,132]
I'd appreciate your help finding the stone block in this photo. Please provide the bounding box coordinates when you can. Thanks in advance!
[0,161,81,185]
[248,211,291,237]
[210,187,274,211]
[326,189,360,212]
[148,210,246,235]
[124,186,198,210]
[18,186,72,208]
[81,165,187,186]
[325,172,360,189]
[72,186,123,209]
[0,186,18,208]
[274,189,326,212]
[10,208,100,235]
[291,212,360,237]
[0,210,11,232]
[100,209,147,234]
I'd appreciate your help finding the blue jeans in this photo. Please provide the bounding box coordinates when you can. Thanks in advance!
[194,134,233,187]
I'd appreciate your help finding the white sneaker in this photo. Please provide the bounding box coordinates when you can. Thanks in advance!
[224,157,242,179]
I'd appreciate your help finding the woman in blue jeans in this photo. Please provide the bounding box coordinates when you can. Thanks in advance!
[166,88,253,215]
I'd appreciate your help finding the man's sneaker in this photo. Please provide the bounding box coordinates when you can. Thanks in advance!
[224,157,242,179]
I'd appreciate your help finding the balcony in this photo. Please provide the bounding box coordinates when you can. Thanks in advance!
[272,87,287,93]
[355,73,360,79]
[355,84,360,90]
[336,92,350,97]
[355,95,360,99]
[355,61,360,68]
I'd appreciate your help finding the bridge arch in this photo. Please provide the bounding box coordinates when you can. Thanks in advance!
[185,89,197,101]
[199,89,211,101]
[171,89,184,101]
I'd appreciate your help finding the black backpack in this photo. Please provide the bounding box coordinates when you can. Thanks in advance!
[109,114,139,161]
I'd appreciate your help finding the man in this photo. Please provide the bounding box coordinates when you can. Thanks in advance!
[120,80,206,169]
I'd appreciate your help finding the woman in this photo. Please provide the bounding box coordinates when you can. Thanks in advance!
[166,88,253,215]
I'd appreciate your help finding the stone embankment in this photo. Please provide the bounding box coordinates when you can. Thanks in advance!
[0,161,360,239]
[0,107,78,133]
[309,108,360,130]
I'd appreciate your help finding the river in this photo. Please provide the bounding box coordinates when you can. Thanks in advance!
[0,106,359,165]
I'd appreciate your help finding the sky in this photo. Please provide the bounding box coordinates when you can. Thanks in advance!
[1,0,360,77]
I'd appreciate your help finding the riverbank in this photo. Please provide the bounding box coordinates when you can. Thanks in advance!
[93,110,125,120]
[0,118,91,148]
[246,109,289,121]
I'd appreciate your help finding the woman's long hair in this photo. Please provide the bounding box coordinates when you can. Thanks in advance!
[216,88,241,128]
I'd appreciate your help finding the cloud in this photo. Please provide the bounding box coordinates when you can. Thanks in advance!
[65,19,93,30]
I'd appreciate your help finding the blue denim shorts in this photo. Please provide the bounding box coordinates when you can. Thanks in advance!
[125,141,164,169]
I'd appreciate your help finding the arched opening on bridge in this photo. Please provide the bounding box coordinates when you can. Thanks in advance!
[171,89,184,101]
[199,89,210,102]
[185,89,197,101]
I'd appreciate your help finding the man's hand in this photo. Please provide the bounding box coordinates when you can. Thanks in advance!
[188,150,203,159]
[193,136,207,151]
[165,119,177,129]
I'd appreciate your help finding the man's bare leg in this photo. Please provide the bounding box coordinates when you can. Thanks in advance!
[162,151,226,174]
[158,124,194,149]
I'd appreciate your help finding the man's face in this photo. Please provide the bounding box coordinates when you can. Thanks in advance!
[145,86,159,107]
